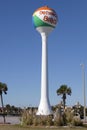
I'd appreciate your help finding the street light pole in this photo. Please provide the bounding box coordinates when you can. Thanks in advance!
[80,64,86,122]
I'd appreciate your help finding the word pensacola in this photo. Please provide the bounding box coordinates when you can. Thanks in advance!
[39,11,57,25]
[39,10,57,18]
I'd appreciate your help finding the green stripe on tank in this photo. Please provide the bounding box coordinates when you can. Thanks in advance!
[33,15,55,28]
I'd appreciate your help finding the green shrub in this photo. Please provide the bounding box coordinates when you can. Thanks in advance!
[39,116,46,126]
[36,115,53,126]
[65,109,74,124]
[54,115,64,126]
[21,108,83,127]
[32,117,37,126]
[21,110,54,126]
[45,115,54,126]
[20,109,33,125]
[71,116,83,126]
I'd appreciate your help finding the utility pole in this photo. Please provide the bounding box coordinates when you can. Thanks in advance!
[80,64,86,122]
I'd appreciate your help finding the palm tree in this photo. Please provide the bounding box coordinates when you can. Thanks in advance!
[0,82,8,123]
[56,84,72,109]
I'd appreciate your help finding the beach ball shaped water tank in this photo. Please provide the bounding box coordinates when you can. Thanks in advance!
[32,6,58,33]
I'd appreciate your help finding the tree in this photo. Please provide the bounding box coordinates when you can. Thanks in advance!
[5,104,11,115]
[0,82,8,123]
[56,84,72,109]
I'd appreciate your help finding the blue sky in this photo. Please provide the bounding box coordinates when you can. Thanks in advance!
[0,0,87,108]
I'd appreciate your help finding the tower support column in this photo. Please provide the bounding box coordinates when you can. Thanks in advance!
[36,33,52,115]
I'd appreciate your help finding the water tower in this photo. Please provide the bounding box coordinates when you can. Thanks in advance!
[32,6,58,115]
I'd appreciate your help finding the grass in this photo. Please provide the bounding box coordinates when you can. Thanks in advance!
[0,125,87,130]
